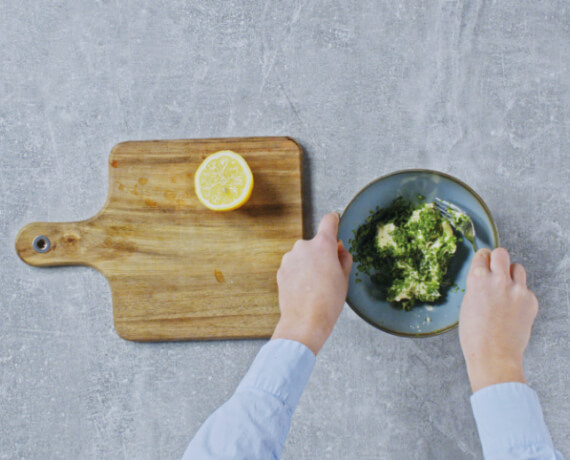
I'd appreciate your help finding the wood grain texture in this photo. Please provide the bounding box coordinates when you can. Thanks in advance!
[15,137,303,341]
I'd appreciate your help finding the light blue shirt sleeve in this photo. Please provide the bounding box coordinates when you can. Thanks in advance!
[471,382,565,460]
[182,339,316,460]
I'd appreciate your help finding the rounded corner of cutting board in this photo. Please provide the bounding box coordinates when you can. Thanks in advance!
[113,320,138,342]
[282,137,304,157]
[109,141,131,155]
[107,140,144,165]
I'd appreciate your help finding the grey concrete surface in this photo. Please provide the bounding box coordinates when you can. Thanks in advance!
[1,1,569,459]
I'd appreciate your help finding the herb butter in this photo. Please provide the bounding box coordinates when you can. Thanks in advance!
[349,197,459,310]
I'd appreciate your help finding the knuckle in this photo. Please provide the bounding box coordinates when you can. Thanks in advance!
[512,283,526,298]
[530,292,539,312]
[277,261,290,280]
[471,266,488,278]
[493,270,511,284]
[280,251,290,266]
[293,239,304,250]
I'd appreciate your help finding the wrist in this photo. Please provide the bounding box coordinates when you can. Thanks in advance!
[465,353,526,393]
[271,318,329,356]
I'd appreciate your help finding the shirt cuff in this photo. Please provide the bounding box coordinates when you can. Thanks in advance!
[236,339,316,413]
[470,382,555,457]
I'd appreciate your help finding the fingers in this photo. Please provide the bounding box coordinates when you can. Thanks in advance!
[510,263,527,286]
[316,212,340,242]
[469,248,491,277]
[490,248,511,276]
[337,240,353,278]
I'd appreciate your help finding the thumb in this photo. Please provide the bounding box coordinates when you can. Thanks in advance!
[317,212,340,241]
[337,240,353,279]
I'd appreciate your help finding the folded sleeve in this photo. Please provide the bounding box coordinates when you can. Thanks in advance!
[470,382,565,460]
[182,339,316,460]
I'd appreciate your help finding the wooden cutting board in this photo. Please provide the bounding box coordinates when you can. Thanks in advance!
[15,137,303,341]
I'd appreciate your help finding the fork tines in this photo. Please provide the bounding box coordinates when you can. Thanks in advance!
[434,197,462,213]
[433,198,453,218]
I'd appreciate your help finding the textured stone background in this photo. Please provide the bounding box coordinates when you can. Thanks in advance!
[1,1,568,459]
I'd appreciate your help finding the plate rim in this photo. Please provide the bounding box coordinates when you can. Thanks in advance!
[340,168,500,338]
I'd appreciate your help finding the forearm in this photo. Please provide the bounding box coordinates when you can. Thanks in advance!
[182,339,315,460]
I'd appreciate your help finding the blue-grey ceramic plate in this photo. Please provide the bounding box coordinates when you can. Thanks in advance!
[338,169,499,337]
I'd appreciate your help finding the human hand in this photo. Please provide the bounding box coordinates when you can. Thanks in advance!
[459,248,539,393]
[271,213,353,355]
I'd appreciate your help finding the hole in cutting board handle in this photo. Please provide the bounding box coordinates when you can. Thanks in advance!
[32,235,51,253]
[16,221,96,268]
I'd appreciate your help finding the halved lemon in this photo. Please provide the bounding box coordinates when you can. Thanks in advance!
[194,150,254,211]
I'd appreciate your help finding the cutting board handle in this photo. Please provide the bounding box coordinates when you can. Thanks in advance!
[15,220,95,268]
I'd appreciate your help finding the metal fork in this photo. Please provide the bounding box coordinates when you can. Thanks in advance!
[434,197,478,252]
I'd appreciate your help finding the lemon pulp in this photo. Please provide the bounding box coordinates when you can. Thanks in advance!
[194,151,254,211]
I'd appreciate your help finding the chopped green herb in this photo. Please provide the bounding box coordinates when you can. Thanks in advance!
[349,197,459,311]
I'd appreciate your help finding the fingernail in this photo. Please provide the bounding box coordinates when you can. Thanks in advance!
[334,211,341,222]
